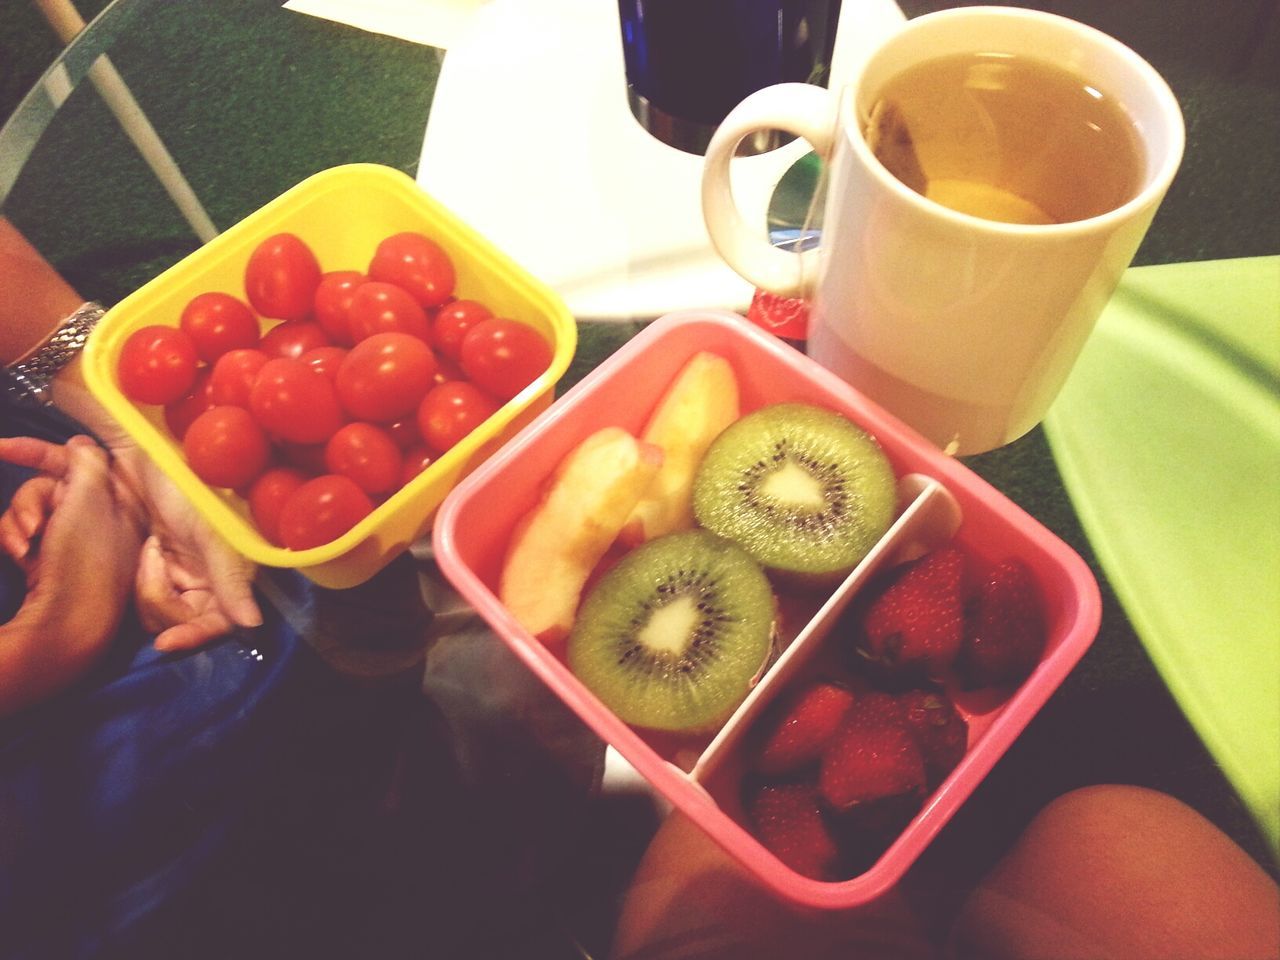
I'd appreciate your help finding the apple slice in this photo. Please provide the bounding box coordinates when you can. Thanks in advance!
[499,426,663,643]
[620,351,740,546]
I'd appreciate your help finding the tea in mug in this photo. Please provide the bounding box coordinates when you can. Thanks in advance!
[863,52,1146,224]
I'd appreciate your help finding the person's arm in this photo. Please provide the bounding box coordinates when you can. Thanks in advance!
[0,437,144,716]
[0,217,85,367]
[1,216,159,439]
[1,218,262,650]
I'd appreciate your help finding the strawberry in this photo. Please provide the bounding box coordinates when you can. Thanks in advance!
[816,692,932,871]
[855,547,962,686]
[754,681,855,776]
[746,288,809,341]
[898,688,968,786]
[819,712,926,811]
[857,547,967,680]
[826,791,923,872]
[745,782,840,880]
[842,689,905,728]
[960,558,1046,687]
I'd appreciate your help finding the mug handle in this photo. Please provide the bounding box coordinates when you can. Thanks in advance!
[701,82,839,298]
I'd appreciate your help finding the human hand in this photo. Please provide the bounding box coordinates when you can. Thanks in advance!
[0,436,146,713]
[0,435,143,583]
[109,443,263,652]
[0,434,262,652]
[1,214,260,652]
[16,328,262,649]
[0,471,56,583]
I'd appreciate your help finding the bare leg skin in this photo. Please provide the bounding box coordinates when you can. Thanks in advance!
[949,785,1280,960]
[611,785,1278,960]
[610,811,938,960]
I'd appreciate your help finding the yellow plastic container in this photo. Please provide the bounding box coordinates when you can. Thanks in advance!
[83,164,577,588]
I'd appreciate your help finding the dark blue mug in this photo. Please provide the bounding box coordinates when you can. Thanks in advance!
[619,0,843,154]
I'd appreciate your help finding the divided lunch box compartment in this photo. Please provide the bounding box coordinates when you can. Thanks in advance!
[433,310,1101,909]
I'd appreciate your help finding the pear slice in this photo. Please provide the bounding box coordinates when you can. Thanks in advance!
[500,426,663,643]
[619,352,740,546]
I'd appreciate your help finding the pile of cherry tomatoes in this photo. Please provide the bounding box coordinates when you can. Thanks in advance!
[116,231,553,551]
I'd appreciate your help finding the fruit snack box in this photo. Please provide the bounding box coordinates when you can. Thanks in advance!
[433,310,1100,909]
[84,164,576,589]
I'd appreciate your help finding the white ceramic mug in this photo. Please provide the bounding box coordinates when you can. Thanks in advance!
[702,6,1184,454]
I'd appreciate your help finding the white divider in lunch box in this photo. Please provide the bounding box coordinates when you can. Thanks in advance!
[692,474,962,784]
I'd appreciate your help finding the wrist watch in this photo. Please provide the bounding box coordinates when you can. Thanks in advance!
[3,301,106,407]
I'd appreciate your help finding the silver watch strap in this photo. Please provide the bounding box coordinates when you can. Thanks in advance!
[4,301,106,406]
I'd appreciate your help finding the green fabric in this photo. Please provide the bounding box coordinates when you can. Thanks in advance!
[1045,257,1280,855]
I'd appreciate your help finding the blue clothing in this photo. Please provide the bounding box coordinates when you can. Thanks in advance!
[0,598,310,957]
[0,401,318,958]
[0,400,604,959]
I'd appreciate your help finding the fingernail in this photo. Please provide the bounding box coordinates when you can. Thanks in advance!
[237,605,264,629]
[1,532,27,559]
[18,511,40,539]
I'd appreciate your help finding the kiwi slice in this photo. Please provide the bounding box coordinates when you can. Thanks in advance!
[567,530,776,733]
[692,402,896,581]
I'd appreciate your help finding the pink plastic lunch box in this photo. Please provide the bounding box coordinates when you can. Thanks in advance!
[433,309,1101,909]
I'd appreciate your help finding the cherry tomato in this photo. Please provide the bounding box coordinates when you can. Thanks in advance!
[367,232,455,308]
[433,299,493,361]
[335,332,437,423]
[417,380,500,454]
[300,345,348,381]
[313,270,365,345]
[400,444,435,486]
[247,466,309,546]
[432,353,467,387]
[249,357,346,444]
[244,233,322,321]
[260,320,332,359]
[346,281,431,343]
[179,292,260,362]
[384,417,421,450]
[209,348,269,407]
[163,366,216,440]
[117,324,199,405]
[183,405,271,489]
[278,474,374,550]
[459,317,553,400]
[324,422,403,496]
[278,440,328,476]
